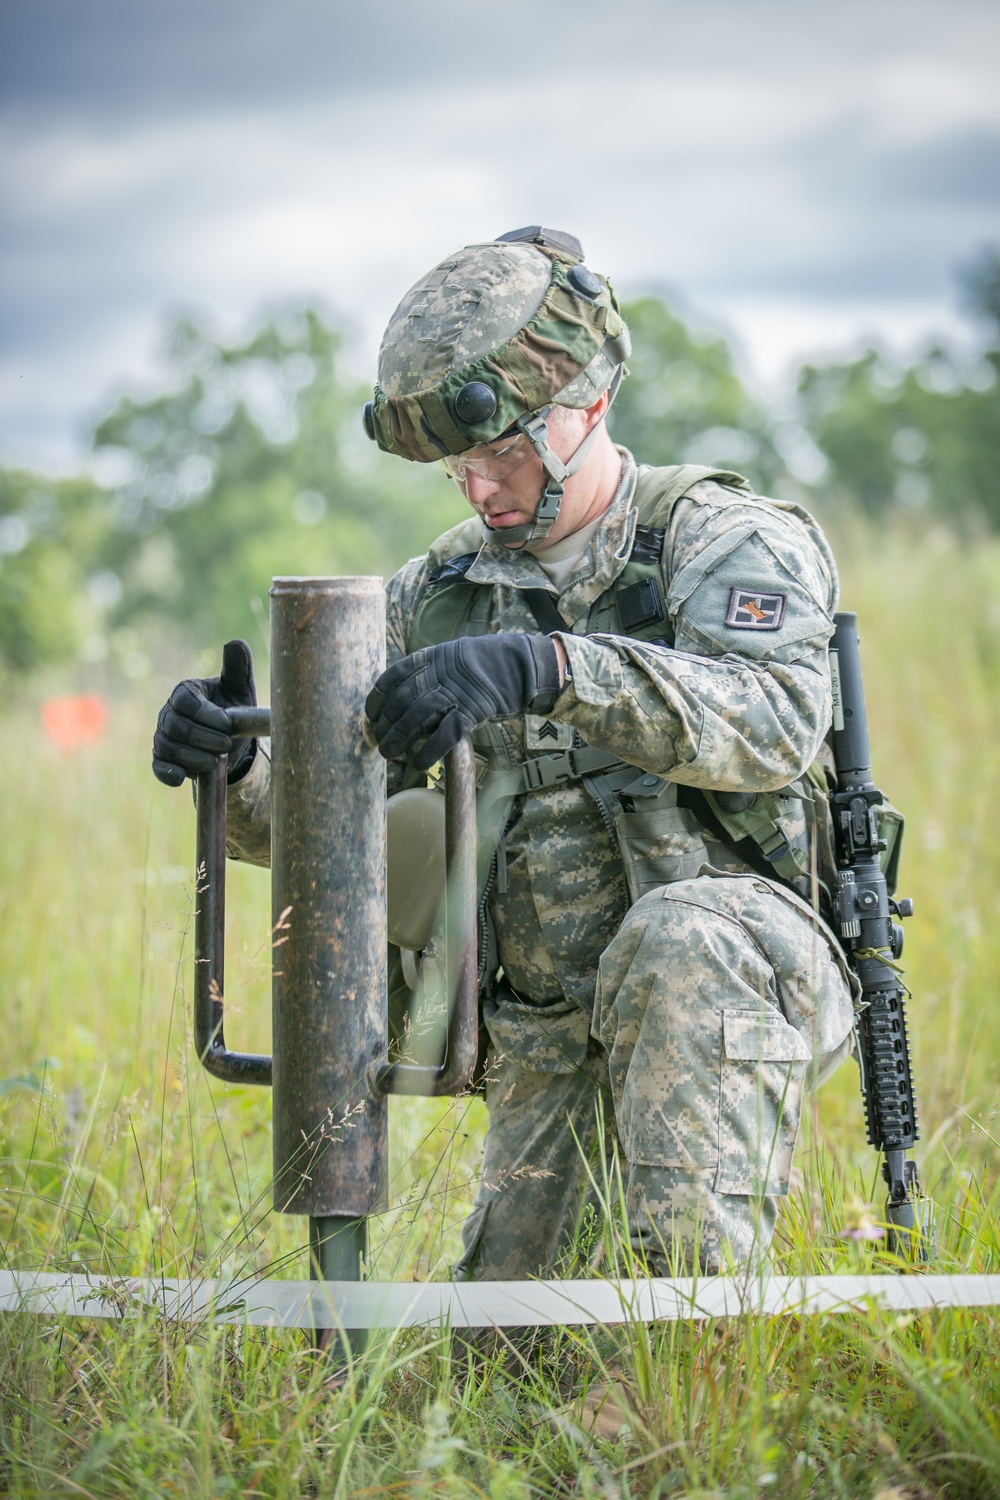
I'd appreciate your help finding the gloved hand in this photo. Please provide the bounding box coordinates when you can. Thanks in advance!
[152,639,257,787]
[365,631,561,773]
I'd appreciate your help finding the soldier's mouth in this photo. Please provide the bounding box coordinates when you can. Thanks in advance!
[482,509,526,528]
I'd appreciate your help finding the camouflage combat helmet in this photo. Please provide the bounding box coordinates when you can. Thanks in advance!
[363,227,631,546]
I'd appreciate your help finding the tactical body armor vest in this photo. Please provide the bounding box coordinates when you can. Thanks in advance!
[400,466,844,996]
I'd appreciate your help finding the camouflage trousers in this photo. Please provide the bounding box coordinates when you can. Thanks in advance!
[455,874,855,1279]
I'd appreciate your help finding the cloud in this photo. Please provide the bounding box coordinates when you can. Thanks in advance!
[5,0,998,120]
[2,0,1000,467]
[874,129,1000,209]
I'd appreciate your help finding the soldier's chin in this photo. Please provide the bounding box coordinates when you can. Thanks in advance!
[482,515,531,549]
[487,526,530,551]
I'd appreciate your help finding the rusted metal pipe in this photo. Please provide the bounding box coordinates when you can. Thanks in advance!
[192,576,482,1335]
[269,577,388,1225]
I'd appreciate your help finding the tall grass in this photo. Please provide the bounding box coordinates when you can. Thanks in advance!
[1,512,999,1497]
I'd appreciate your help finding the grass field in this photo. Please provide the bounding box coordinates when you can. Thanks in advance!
[2,512,1000,1497]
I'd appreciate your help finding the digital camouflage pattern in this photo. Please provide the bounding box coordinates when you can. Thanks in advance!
[596,874,854,1273]
[453,874,854,1279]
[452,1039,615,1281]
[369,240,629,462]
[223,454,856,1277]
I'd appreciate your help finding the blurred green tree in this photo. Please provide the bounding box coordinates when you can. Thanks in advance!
[961,245,1000,332]
[0,470,115,675]
[795,251,1000,524]
[6,264,1000,680]
[609,296,788,493]
[90,308,465,663]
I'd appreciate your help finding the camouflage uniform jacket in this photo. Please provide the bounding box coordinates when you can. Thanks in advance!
[225,451,840,1070]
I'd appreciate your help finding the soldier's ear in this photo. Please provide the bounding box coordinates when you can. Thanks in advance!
[583,390,611,428]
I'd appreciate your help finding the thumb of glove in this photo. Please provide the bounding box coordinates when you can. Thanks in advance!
[216,639,257,783]
[218,639,257,709]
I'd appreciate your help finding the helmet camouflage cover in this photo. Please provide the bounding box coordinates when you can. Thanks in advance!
[367,228,631,463]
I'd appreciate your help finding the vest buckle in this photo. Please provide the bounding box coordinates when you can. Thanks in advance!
[521,749,579,791]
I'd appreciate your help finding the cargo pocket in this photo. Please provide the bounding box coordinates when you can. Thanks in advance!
[714,1010,812,1196]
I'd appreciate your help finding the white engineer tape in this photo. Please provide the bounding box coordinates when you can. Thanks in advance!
[2,1271,1000,1331]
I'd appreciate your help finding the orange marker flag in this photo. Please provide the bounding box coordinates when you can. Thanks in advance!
[41,694,109,752]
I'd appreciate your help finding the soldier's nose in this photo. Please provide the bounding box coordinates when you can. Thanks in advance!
[464,469,502,505]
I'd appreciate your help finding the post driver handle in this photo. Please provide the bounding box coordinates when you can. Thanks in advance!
[194,711,480,1097]
[194,706,274,1085]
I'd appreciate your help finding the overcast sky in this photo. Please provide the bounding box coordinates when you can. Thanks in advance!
[2,0,999,471]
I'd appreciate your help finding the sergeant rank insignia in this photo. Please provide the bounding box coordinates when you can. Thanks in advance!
[725,587,787,630]
[524,714,574,751]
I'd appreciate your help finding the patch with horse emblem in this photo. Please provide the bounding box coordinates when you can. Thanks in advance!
[725,587,787,631]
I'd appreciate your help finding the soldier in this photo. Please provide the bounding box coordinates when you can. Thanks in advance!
[153,226,857,1280]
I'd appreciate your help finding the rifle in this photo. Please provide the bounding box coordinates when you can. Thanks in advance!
[829,612,930,1258]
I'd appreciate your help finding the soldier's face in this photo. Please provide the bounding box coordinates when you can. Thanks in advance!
[453,403,603,549]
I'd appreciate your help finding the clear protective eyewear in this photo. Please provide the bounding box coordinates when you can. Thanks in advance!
[441,428,538,485]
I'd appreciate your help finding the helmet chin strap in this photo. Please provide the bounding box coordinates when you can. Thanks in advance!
[481,407,603,550]
[481,367,624,551]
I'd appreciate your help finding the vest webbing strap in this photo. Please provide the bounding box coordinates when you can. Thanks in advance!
[487,744,625,801]
[680,782,833,915]
[414,462,814,887]
[521,588,569,634]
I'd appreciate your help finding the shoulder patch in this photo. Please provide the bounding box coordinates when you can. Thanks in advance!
[725,587,787,631]
[426,552,479,588]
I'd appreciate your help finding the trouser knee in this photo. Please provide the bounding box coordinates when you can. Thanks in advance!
[596,875,855,1268]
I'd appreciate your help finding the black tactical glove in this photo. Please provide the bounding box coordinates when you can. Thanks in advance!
[365,631,561,773]
[152,639,257,787]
